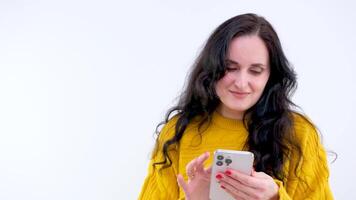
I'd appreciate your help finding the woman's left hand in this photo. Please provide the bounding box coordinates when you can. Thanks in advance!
[216,168,279,200]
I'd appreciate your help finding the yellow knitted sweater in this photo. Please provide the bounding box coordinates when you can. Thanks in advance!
[139,111,333,199]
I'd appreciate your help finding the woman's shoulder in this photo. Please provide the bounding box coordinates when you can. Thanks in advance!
[290,111,321,146]
[156,114,180,142]
[157,113,204,139]
[291,112,315,130]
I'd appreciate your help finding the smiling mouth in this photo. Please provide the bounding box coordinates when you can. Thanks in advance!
[230,91,249,98]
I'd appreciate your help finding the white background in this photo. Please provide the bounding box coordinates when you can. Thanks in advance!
[0,0,355,199]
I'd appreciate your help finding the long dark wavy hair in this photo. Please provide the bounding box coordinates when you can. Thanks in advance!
[152,13,303,181]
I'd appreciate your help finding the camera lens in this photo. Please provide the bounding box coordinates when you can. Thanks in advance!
[216,161,223,166]
[217,155,224,160]
[225,158,232,165]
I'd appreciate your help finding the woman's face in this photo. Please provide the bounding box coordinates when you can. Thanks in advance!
[215,35,270,120]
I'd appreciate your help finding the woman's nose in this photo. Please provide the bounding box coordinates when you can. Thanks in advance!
[234,72,248,89]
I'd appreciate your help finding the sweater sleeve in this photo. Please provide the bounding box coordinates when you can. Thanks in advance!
[276,117,333,200]
[138,117,180,200]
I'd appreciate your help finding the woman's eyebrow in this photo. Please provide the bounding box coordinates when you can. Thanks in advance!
[225,59,239,65]
[251,63,267,68]
[226,59,266,68]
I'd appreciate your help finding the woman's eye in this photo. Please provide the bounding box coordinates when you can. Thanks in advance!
[226,67,237,72]
[250,70,262,74]
[250,68,263,75]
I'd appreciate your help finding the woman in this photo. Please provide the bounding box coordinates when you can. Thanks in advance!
[139,13,333,200]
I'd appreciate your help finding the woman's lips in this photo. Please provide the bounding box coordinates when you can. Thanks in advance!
[230,91,249,98]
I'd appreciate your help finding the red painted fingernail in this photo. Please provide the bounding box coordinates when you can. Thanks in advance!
[225,170,232,176]
[221,185,226,189]
[216,174,223,179]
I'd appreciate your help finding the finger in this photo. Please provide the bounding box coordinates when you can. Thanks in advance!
[194,152,209,167]
[218,173,257,198]
[186,157,198,174]
[177,174,189,195]
[186,152,209,174]
[225,168,261,189]
[195,152,210,171]
[220,180,251,200]
[205,166,212,174]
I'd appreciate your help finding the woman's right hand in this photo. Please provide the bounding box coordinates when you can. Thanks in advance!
[177,152,211,200]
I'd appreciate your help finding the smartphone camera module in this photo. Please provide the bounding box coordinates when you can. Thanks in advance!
[216,161,223,166]
[225,158,232,166]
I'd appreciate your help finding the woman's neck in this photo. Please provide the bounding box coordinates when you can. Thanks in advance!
[216,105,244,120]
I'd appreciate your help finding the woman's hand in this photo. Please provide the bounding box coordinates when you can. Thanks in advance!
[177,152,211,200]
[216,168,279,200]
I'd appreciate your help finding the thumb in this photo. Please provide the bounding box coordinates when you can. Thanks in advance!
[252,170,269,178]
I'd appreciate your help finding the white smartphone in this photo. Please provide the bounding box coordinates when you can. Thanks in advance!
[209,149,254,200]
